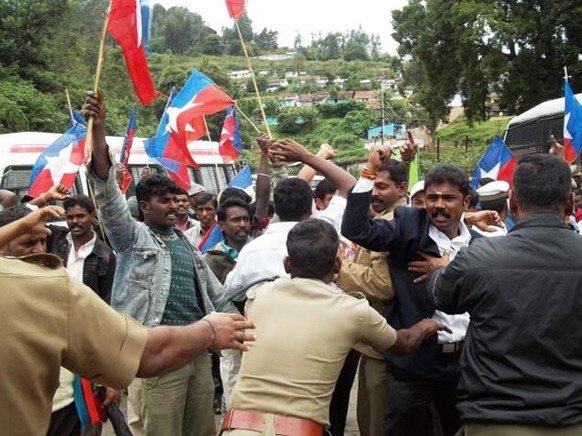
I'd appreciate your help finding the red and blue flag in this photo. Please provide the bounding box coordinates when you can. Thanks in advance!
[145,70,234,190]
[29,124,87,197]
[119,109,137,193]
[107,0,157,105]
[219,107,242,162]
[471,135,516,188]
[563,80,582,164]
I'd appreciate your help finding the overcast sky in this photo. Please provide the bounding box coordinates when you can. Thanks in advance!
[154,0,409,54]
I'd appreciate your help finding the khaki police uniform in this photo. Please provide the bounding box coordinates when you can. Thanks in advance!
[222,277,397,435]
[0,254,148,436]
[336,197,405,436]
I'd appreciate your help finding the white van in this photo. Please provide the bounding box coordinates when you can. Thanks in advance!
[0,132,236,198]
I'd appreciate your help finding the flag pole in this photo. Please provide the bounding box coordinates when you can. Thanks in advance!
[236,105,263,134]
[65,89,75,124]
[234,20,272,139]
[564,66,570,82]
[203,116,222,191]
[85,0,112,158]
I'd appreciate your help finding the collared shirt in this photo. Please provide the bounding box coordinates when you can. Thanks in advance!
[65,232,97,282]
[0,255,147,435]
[229,277,397,426]
[225,221,297,293]
[428,221,471,343]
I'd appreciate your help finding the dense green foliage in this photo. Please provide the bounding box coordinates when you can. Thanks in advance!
[392,0,582,132]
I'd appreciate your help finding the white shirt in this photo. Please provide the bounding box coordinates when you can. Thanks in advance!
[225,196,347,293]
[66,232,97,282]
[428,222,472,343]
[53,232,97,412]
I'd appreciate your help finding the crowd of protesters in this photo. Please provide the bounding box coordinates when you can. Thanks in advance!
[0,90,581,436]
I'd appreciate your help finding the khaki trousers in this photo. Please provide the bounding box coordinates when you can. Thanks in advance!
[142,353,215,436]
[459,423,582,436]
[357,356,387,436]
[127,378,144,436]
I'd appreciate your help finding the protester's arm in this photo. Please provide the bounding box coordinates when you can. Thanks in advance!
[271,139,356,197]
[254,135,272,219]
[137,312,254,378]
[0,206,62,247]
[0,189,17,209]
[82,92,138,252]
[399,130,416,186]
[82,91,110,179]
[296,143,336,184]
[426,248,479,314]
[465,210,503,232]
[28,184,71,207]
[388,319,449,356]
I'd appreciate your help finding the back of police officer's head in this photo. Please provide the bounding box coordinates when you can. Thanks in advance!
[284,219,340,281]
[274,178,313,222]
[511,154,572,219]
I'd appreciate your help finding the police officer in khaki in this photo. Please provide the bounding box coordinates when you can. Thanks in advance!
[220,219,449,436]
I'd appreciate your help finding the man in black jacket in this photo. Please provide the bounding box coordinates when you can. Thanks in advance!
[427,153,582,435]
[342,148,483,436]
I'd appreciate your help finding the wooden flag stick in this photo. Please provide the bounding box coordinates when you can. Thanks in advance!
[65,89,75,124]
[236,105,263,134]
[85,1,112,158]
[234,20,272,139]
[203,116,222,190]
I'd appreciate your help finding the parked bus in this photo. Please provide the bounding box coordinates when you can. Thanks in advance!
[504,92,582,159]
[0,132,236,199]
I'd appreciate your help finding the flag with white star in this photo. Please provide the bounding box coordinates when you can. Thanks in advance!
[471,135,517,189]
[28,124,87,197]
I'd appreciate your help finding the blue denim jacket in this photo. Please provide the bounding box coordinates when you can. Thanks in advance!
[88,158,236,327]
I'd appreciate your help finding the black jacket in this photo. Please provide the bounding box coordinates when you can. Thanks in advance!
[48,226,116,304]
[341,188,481,374]
[428,214,582,426]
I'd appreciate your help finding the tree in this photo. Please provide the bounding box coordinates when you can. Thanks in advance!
[254,28,278,53]
[278,108,318,134]
[202,33,223,56]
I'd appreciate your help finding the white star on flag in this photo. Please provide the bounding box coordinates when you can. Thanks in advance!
[164,99,204,134]
[44,141,81,185]
[479,163,500,180]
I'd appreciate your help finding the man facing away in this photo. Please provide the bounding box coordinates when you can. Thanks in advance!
[427,154,582,436]
[83,91,237,436]
[222,219,448,436]
[0,205,255,436]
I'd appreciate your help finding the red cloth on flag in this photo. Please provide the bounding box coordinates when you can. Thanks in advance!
[225,0,246,20]
[108,0,157,106]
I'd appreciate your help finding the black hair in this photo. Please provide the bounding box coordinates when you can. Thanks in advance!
[196,192,218,208]
[425,164,471,197]
[513,154,571,213]
[0,205,31,228]
[220,187,252,205]
[477,177,495,188]
[468,189,479,209]
[176,188,189,197]
[377,159,408,185]
[63,194,95,214]
[274,178,313,222]
[314,178,337,201]
[135,174,182,203]
[286,219,339,279]
[249,200,275,217]
[480,197,508,214]
[575,189,582,197]
[216,197,251,222]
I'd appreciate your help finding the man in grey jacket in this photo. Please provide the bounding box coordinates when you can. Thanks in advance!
[83,92,235,436]
[427,153,582,436]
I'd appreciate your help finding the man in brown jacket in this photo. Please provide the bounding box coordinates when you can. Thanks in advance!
[336,158,409,436]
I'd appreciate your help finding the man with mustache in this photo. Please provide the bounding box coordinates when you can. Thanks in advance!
[82,92,237,436]
[342,148,484,436]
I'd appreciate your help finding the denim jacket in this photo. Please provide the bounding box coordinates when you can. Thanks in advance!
[88,157,236,327]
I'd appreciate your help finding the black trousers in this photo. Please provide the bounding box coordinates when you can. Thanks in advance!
[383,352,461,436]
[47,403,80,436]
[328,349,361,436]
